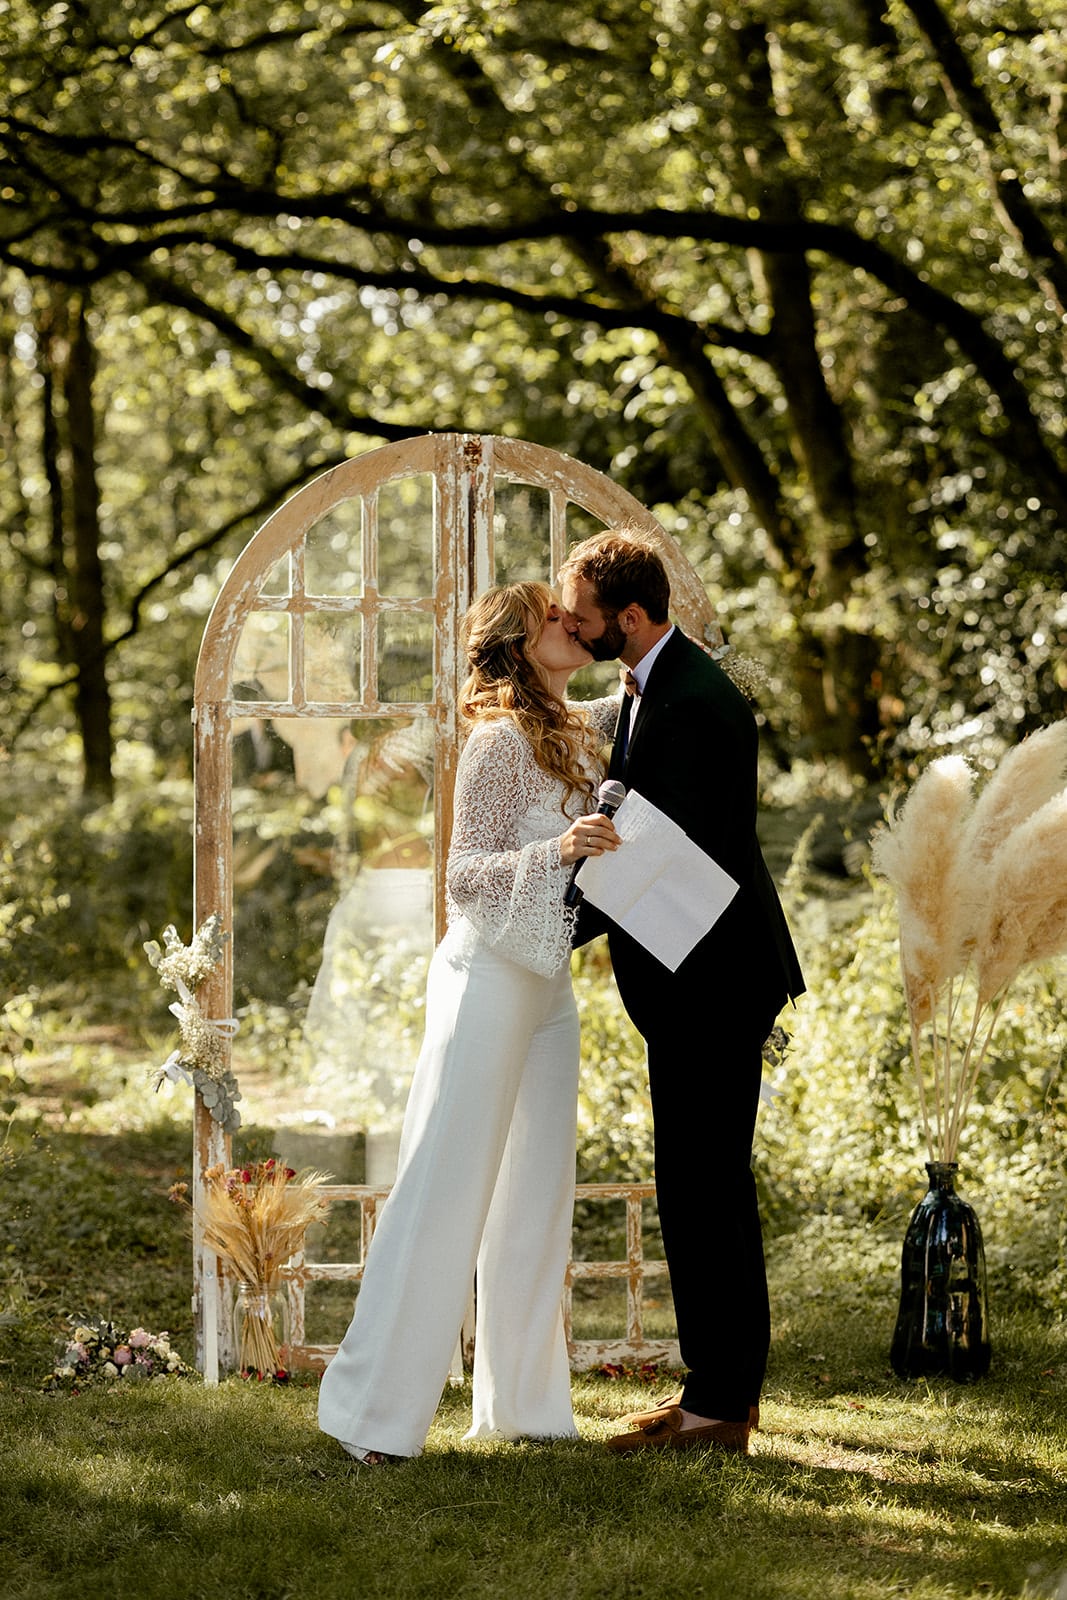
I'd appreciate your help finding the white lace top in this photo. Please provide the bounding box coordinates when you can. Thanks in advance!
[445,697,620,977]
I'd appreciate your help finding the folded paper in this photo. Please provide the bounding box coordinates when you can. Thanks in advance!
[574,789,739,971]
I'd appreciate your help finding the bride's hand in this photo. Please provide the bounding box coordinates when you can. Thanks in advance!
[559,813,621,866]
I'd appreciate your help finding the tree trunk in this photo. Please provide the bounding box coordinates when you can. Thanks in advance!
[40,286,114,800]
[729,20,884,773]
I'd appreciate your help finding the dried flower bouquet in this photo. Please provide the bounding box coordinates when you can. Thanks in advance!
[145,914,242,1131]
[171,1159,331,1374]
[44,1317,191,1392]
[872,722,1067,1164]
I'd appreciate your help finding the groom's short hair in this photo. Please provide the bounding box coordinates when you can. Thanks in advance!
[559,529,671,624]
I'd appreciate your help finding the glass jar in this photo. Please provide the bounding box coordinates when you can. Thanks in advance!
[231,1282,290,1376]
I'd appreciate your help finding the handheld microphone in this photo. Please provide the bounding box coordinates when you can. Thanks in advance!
[563,779,627,908]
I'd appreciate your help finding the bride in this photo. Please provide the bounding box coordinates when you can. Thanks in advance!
[318,581,621,1463]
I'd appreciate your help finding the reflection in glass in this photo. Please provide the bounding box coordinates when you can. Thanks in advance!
[303,715,436,1179]
[562,504,617,706]
[377,476,434,598]
[306,614,361,703]
[231,612,290,701]
[229,712,436,1185]
[379,611,434,703]
[493,478,550,581]
[306,498,363,597]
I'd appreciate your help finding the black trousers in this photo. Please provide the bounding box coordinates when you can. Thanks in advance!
[611,935,778,1423]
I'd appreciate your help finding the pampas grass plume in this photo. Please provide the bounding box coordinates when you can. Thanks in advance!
[958,722,1067,867]
[873,720,1067,1164]
[976,790,1067,1005]
[870,754,976,1022]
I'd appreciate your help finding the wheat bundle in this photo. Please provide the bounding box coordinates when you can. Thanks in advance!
[196,1161,331,1291]
[173,1160,331,1373]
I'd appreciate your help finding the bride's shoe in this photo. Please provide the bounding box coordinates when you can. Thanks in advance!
[341,1442,391,1466]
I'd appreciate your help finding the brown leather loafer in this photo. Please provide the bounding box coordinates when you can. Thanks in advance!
[619,1392,760,1432]
[605,1406,751,1456]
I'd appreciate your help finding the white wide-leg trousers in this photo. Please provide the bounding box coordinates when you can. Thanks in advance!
[317,924,580,1459]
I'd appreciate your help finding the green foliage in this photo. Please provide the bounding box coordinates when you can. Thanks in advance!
[760,875,1067,1315]
[0,1118,193,1395]
[0,762,194,1009]
[4,756,1065,1324]
[573,942,654,1184]
[3,0,1067,793]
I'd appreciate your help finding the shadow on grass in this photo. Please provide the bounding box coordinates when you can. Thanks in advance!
[1,1378,1065,1600]
[2,1120,195,1385]
[4,1121,1066,1599]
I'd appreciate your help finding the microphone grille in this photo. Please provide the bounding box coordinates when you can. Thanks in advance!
[598,779,627,806]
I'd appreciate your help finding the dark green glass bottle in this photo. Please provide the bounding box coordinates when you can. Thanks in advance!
[890,1161,991,1381]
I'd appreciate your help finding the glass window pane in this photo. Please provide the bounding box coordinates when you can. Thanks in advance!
[306,498,363,597]
[260,554,291,597]
[306,614,361,702]
[232,612,290,701]
[228,713,435,1190]
[303,715,434,1149]
[377,476,434,598]
[378,611,434,703]
[493,478,550,581]
[565,502,608,548]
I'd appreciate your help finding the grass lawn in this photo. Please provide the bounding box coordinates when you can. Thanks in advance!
[3,1361,1065,1600]
[2,1055,1065,1599]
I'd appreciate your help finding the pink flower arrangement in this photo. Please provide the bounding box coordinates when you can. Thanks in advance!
[43,1317,191,1393]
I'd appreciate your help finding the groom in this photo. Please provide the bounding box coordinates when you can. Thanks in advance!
[559,530,804,1455]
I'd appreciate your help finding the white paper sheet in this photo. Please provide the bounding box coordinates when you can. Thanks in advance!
[574,789,739,971]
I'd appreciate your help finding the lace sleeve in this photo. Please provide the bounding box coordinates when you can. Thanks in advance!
[574,694,624,744]
[446,720,577,977]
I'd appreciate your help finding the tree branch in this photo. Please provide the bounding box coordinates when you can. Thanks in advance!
[899,0,1067,313]
[126,263,425,445]
[6,453,350,743]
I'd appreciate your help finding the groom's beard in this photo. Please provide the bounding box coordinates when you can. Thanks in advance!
[585,617,627,661]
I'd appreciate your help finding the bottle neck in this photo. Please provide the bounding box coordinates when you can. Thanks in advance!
[925,1161,958,1192]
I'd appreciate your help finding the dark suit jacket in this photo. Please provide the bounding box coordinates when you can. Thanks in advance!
[591,629,804,1043]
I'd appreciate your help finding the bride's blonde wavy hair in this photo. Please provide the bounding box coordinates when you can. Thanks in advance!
[460,581,598,812]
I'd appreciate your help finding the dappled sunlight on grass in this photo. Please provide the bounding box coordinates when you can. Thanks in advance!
[2,1361,1065,1600]
[4,973,1066,1600]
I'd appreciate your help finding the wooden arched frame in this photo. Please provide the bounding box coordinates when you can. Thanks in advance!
[191,433,721,1374]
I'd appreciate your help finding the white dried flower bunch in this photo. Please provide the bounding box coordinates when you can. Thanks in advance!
[719,649,768,703]
[144,914,228,995]
[871,722,1067,1164]
[145,915,241,1132]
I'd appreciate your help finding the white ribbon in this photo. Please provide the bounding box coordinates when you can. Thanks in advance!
[152,976,239,1090]
[153,1049,193,1092]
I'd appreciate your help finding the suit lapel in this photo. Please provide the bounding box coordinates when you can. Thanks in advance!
[619,630,684,772]
[608,697,631,779]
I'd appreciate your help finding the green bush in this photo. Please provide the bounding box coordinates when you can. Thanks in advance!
[3,763,1065,1320]
[759,882,1067,1315]
[0,767,194,1010]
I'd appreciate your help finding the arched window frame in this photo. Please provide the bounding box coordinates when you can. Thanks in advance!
[190,433,721,1374]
